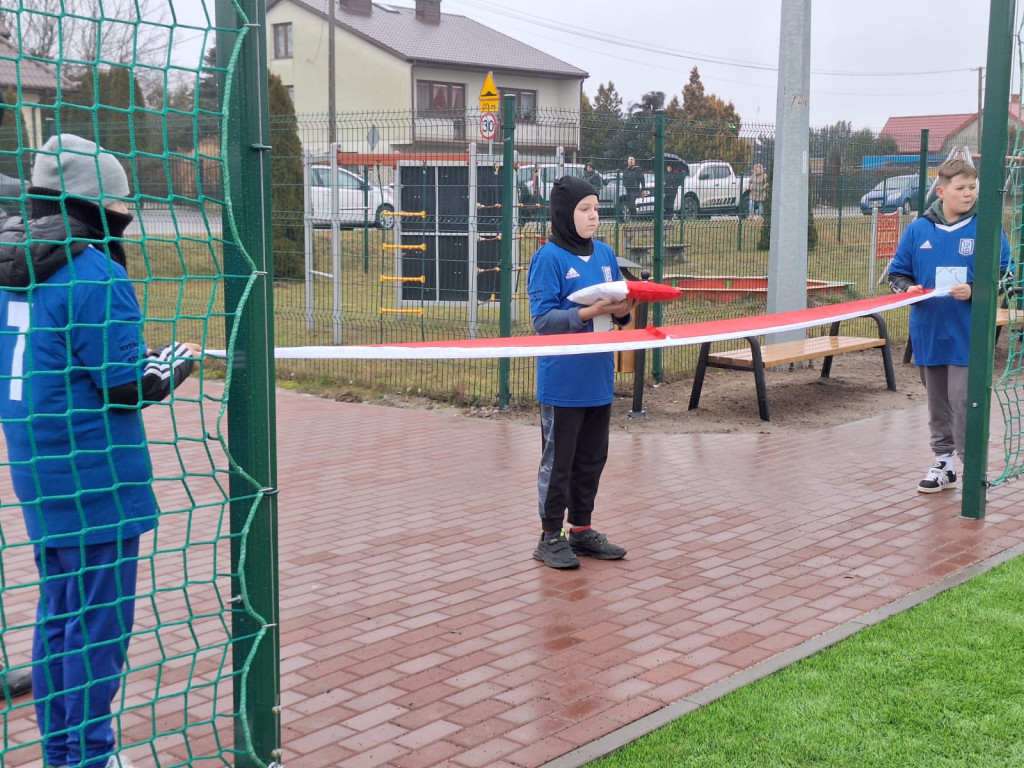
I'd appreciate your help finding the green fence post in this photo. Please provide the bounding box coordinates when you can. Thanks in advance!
[363,163,370,273]
[498,94,516,408]
[652,110,665,382]
[962,0,1014,519]
[837,170,843,245]
[737,174,745,252]
[917,129,929,215]
[613,171,621,252]
[216,0,282,764]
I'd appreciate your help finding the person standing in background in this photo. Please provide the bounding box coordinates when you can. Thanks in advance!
[747,163,768,216]
[621,156,644,219]
[583,162,604,194]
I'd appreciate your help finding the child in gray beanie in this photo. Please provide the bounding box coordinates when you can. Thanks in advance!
[0,134,201,768]
[31,132,131,205]
[0,134,134,282]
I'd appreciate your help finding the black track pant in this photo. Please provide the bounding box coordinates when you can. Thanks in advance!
[537,403,611,533]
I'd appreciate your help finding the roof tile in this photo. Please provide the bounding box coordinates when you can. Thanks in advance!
[281,0,587,78]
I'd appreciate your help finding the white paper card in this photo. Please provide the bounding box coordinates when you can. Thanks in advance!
[935,266,967,292]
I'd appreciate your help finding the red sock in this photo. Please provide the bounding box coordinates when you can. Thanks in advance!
[570,526,591,535]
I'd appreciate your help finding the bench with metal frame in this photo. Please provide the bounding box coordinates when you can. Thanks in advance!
[688,313,897,422]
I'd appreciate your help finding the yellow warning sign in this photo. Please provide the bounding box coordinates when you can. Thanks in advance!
[478,71,499,113]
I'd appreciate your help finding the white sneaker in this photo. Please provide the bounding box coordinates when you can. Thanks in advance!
[917,461,957,493]
[105,756,138,768]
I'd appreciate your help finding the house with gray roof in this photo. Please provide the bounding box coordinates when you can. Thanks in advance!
[0,29,69,150]
[265,0,588,154]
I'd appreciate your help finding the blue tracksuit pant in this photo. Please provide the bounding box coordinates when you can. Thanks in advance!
[32,537,140,768]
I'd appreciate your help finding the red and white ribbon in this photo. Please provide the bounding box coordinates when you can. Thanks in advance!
[207,290,940,360]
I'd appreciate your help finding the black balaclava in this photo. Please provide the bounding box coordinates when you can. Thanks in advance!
[549,175,599,256]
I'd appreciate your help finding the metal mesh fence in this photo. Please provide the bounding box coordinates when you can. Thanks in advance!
[243,109,986,404]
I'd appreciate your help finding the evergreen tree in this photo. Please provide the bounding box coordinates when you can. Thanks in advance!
[60,64,158,154]
[756,175,818,251]
[268,71,305,280]
[581,81,626,169]
[0,87,30,181]
[669,67,749,166]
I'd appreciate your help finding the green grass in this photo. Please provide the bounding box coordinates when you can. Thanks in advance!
[589,554,1024,768]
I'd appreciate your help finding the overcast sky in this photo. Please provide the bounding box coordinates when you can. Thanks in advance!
[169,0,1020,132]
[431,0,1019,132]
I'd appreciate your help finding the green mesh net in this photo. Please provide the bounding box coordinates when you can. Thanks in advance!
[992,13,1024,488]
[0,1,276,766]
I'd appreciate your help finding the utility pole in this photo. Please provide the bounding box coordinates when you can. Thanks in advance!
[766,0,811,343]
[328,0,337,144]
[973,66,984,146]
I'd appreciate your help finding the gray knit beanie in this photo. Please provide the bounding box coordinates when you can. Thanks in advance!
[31,133,130,205]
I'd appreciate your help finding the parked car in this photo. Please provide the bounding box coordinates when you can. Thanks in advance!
[599,155,689,219]
[673,160,748,217]
[597,171,627,216]
[631,174,662,217]
[860,174,920,215]
[517,163,586,209]
[307,164,395,228]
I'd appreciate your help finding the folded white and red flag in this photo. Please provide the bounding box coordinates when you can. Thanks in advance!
[567,280,683,305]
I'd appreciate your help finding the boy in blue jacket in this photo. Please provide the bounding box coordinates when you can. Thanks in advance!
[526,176,635,568]
[888,158,1012,493]
[0,134,201,768]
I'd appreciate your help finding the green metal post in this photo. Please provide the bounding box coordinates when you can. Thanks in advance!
[498,94,516,408]
[837,169,843,244]
[917,129,929,215]
[652,111,665,382]
[613,171,621,252]
[216,1,282,764]
[962,0,1014,520]
[737,173,745,251]
[363,164,370,273]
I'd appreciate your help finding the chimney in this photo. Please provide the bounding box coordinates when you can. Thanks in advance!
[415,0,441,25]
[338,0,372,16]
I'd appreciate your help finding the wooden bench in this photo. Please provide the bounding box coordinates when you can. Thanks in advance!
[626,243,690,264]
[996,307,1022,329]
[688,314,897,422]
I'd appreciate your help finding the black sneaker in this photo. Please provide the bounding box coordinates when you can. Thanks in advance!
[918,461,957,493]
[568,529,626,560]
[533,533,580,569]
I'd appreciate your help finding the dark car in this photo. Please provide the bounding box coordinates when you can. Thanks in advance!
[860,174,920,215]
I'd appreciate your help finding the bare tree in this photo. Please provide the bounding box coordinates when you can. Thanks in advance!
[5,0,65,60]
[7,0,172,72]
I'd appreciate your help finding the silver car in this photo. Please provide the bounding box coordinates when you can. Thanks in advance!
[307,164,395,229]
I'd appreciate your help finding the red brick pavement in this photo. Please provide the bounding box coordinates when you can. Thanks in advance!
[3,380,1023,768]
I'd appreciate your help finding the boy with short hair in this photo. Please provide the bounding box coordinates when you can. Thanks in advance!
[526,176,635,568]
[888,158,1011,493]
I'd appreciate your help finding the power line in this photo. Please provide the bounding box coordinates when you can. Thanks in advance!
[446,0,976,78]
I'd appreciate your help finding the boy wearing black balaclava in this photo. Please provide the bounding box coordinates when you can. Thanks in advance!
[526,175,634,569]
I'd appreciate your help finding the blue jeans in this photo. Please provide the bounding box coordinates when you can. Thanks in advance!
[33,537,140,768]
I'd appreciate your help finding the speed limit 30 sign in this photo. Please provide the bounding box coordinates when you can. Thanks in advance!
[479,112,498,141]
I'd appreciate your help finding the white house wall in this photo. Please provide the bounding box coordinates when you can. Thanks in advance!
[267,1,412,152]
